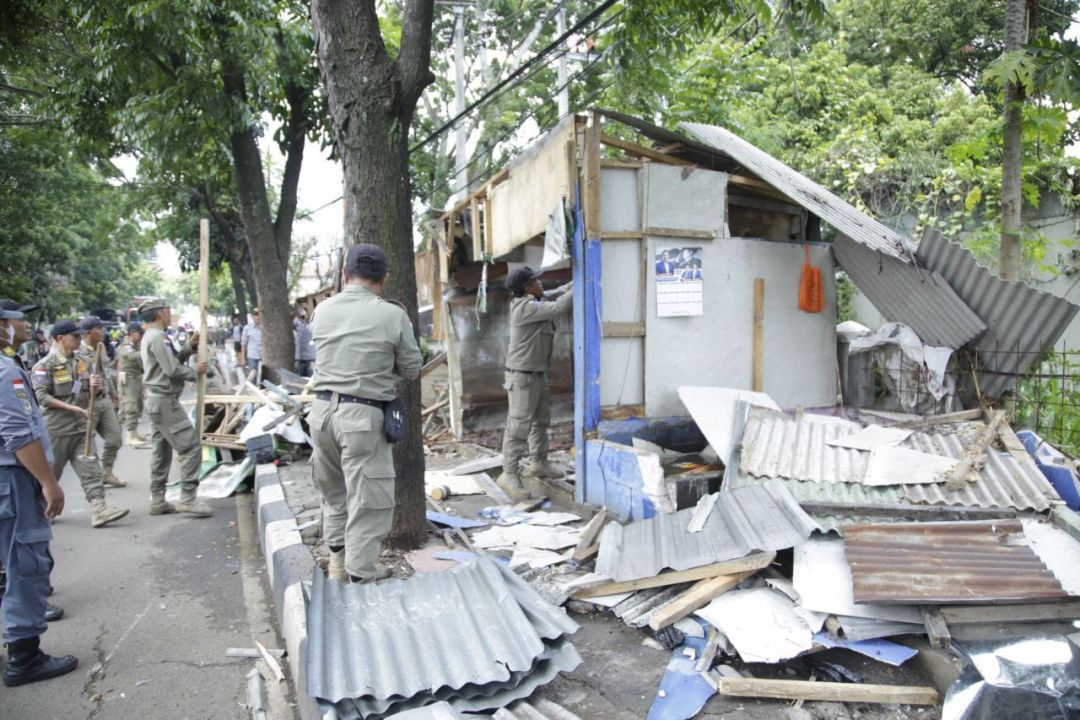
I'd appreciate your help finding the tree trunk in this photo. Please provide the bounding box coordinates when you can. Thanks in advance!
[1000,0,1025,280]
[228,260,248,319]
[312,0,435,550]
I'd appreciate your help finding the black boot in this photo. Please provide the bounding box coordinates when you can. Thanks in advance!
[2,636,78,687]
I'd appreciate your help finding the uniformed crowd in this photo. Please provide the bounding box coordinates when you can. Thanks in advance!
[0,242,572,687]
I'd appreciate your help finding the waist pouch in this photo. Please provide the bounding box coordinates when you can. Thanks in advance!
[383,397,405,444]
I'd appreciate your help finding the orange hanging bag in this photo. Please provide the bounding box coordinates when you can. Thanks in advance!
[798,244,824,313]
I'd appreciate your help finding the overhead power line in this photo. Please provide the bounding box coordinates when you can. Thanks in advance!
[410,0,619,154]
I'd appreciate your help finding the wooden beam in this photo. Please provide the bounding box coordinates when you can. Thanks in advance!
[752,278,765,392]
[602,321,645,338]
[483,197,494,257]
[598,231,644,240]
[600,133,693,166]
[565,135,578,209]
[196,218,210,436]
[647,569,757,630]
[600,158,643,169]
[726,173,794,203]
[921,606,951,649]
[938,601,1080,625]
[797,502,1016,520]
[584,112,602,238]
[727,193,804,217]
[573,552,775,598]
[890,408,983,430]
[572,509,608,562]
[644,227,716,240]
[470,196,482,261]
[944,409,1006,490]
[717,678,940,706]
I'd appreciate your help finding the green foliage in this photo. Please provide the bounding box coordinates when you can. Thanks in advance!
[160,266,237,319]
[1016,353,1080,457]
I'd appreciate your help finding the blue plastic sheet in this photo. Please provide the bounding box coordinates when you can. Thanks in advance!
[812,631,918,666]
[646,623,715,720]
[425,511,487,529]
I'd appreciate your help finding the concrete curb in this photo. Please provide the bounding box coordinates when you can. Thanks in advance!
[253,463,322,720]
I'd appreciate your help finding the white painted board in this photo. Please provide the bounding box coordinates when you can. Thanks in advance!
[826,425,913,451]
[863,445,955,486]
[695,587,814,663]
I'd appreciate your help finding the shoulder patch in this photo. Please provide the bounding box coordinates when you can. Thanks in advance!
[2,346,15,357]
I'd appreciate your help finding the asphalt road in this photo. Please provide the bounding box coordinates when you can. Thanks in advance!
[0,416,295,720]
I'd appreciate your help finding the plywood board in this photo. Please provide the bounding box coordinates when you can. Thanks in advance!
[600,166,640,233]
[644,164,727,232]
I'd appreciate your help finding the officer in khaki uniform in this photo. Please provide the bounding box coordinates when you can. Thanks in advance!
[499,267,573,498]
[75,317,126,487]
[31,321,128,528]
[138,298,213,518]
[309,244,422,583]
[116,322,147,448]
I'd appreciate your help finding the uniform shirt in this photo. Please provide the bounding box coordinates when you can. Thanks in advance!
[0,354,53,466]
[141,326,195,397]
[505,289,573,373]
[31,347,87,437]
[116,339,143,395]
[75,340,117,401]
[310,284,422,401]
[1,340,27,371]
[293,319,316,361]
[241,323,262,360]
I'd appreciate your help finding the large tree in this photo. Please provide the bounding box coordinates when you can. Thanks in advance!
[311,0,436,548]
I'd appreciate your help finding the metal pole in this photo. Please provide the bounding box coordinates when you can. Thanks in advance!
[453,3,468,197]
[196,218,210,436]
[556,6,569,117]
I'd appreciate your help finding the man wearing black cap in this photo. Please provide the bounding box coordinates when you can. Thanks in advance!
[115,323,148,448]
[309,243,422,583]
[0,303,79,686]
[138,298,214,517]
[499,267,573,498]
[31,322,129,528]
[0,300,38,372]
[75,317,126,488]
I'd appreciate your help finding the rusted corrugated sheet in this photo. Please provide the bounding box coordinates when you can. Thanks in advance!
[844,520,1070,604]
[918,229,1080,397]
[833,234,987,349]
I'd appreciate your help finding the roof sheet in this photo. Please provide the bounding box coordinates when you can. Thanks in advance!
[595,481,819,582]
[918,229,1080,396]
[736,410,1057,512]
[678,122,917,259]
[307,556,578,714]
[844,520,1071,604]
[833,233,986,349]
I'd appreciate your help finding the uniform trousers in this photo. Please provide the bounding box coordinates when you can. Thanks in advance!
[309,398,395,580]
[90,399,122,470]
[500,370,551,476]
[0,466,52,644]
[49,434,104,502]
[120,386,144,433]
[145,395,201,495]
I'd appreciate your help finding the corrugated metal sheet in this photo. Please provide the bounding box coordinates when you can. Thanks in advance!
[918,229,1080,397]
[736,410,1057,512]
[679,122,916,260]
[493,699,583,720]
[596,481,819,582]
[844,520,1071,604]
[308,556,579,717]
[833,234,986,348]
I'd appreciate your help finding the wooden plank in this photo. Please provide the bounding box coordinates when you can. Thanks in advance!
[572,509,608,561]
[573,552,775,598]
[647,569,757,631]
[726,173,795,203]
[727,192,804,217]
[196,218,210,437]
[891,408,983,430]
[602,321,645,338]
[598,230,644,240]
[644,226,716,240]
[921,606,951,649]
[798,502,1016,519]
[944,409,1006,490]
[600,158,642,169]
[470,196,482,261]
[420,351,447,378]
[752,278,765,392]
[182,394,267,406]
[717,678,939,706]
[483,197,493,257]
[600,133,692,167]
[939,601,1080,625]
[564,135,578,208]
[600,404,644,420]
[584,112,602,238]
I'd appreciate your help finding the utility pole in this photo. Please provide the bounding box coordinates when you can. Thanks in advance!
[556,6,569,117]
[452,3,468,198]
[999,0,1026,280]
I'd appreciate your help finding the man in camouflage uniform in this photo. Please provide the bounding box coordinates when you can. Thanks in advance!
[115,322,147,448]
[75,317,126,488]
[31,321,128,528]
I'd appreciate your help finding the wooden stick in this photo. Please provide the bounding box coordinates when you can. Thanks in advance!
[196,218,210,437]
[647,569,757,631]
[79,342,104,460]
[943,409,1006,490]
[716,678,939,706]
[890,408,982,430]
[752,278,765,392]
[573,552,775,599]
[599,133,692,166]
[572,509,608,562]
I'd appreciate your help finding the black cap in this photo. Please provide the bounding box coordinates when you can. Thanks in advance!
[0,298,38,316]
[346,243,388,276]
[506,266,543,297]
[50,319,85,338]
[79,316,103,331]
[128,321,144,334]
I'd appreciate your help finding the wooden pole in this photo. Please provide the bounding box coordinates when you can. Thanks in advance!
[752,278,765,391]
[196,218,210,438]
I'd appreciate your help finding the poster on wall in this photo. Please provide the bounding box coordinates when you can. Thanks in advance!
[655,246,704,317]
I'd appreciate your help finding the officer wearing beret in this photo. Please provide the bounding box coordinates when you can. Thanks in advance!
[31,321,128,528]
[0,303,78,686]
[116,322,148,448]
[75,316,126,488]
[138,298,213,517]
[499,267,573,498]
[309,244,422,583]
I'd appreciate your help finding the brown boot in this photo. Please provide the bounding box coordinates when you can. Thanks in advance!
[149,493,177,515]
[174,491,213,518]
[526,458,563,480]
[101,466,127,488]
[90,498,129,528]
[496,470,531,500]
[350,565,392,584]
